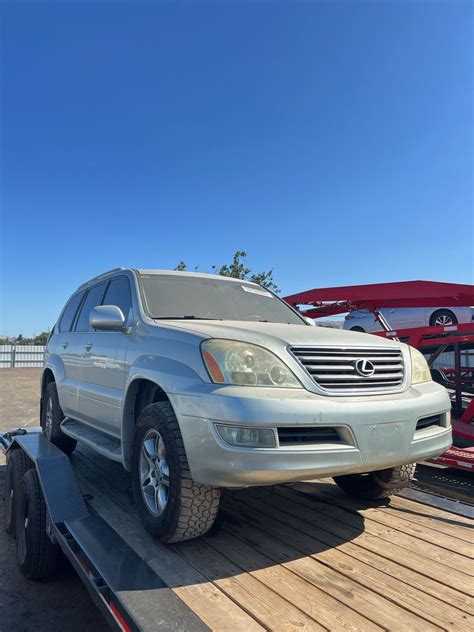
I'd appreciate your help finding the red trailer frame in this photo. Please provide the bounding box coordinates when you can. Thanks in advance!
[284,280,474,472]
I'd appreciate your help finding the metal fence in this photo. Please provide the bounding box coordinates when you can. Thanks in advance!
[0,345,45,368]
[0,344,472,370]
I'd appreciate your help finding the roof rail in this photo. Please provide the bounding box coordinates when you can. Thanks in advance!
[78,267,125,289]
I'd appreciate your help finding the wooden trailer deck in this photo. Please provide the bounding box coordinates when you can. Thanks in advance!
[72,445,473,632]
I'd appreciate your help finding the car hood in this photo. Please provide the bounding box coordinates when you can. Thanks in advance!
[157,319,402,350]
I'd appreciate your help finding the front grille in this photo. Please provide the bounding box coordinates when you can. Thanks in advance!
[290,346,404,394]
[278,426,340,446]
[416,415,441,431]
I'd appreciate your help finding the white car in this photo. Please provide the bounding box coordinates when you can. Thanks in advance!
[344,306,472,333]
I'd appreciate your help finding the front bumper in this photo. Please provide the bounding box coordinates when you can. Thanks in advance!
[171,381,452,487]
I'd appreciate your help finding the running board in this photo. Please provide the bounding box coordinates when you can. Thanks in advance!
[61,419,122,462]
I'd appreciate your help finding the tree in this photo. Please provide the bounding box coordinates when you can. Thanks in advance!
[33,331,49,345]
[175,251,280,293]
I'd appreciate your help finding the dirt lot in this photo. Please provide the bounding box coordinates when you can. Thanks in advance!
[0,369,103,632]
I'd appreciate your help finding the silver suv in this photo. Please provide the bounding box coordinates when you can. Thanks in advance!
[41,268,452,542]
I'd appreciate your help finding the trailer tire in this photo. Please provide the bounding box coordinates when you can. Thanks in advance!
[42,382,77,455]
[4,449,33,537]
[429,309,458,327]
[16,469,59,579]
[333,463,416,499]
[132,402,221,543]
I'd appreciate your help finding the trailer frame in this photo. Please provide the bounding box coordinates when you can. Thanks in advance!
[0,427,208,632]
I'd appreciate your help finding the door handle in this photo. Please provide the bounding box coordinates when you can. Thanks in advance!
[85,342,93,352]
[62,342,69,349]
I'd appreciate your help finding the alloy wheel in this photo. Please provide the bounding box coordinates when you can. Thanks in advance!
[44,397,53,439]
[434,314,454,326]
[139,429,170,516]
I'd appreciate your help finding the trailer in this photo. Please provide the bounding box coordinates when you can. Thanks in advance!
[284,280,474,474]
[2,417,473,631]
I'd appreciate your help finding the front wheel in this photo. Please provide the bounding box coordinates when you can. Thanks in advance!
[333,463,416,499]
[131,402,221,543]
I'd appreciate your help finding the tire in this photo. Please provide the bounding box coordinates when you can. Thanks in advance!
[350,326,365,332]
[131,402,221,543]
[16,469,59,579]
[41,382,76,455]
[4,449,33,537]
[333,463,416,500]
[429,309,458,327]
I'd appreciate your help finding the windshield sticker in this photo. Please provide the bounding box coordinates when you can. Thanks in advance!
[242,285,273,298]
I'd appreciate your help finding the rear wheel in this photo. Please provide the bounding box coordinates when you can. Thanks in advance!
[41,382,76,455]
[16,469,59,579]
[429,309,457,327]
[4,449,33,537]
[333,463,416,499]
[350,326,365,332]
[132,402,221,543]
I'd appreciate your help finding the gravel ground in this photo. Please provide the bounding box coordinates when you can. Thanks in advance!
[0,369,104,632]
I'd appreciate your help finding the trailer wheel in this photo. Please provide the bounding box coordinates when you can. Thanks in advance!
[333,463,416,500]
[429,309,457,327]
[42,382,77,455]
[4,449,33,537]
[16,469,59,579]
[132,402,221,543]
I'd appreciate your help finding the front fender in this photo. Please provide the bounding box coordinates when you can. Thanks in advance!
[120,355,208,470]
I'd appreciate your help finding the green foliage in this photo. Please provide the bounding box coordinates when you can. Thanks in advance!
[175,250,280,293]
[15,331,49,345]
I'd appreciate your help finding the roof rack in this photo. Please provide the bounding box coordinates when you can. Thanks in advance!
[78,268,125,289]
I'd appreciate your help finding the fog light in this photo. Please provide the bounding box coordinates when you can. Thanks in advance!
[215,424,276,448]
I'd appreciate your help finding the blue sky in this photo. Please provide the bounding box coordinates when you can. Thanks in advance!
[1,1,472,336]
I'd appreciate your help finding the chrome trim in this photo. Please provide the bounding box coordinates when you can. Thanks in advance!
[288,345,408,396]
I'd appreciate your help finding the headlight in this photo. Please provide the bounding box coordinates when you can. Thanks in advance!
[410,346,431,384]
[201,340,302,388]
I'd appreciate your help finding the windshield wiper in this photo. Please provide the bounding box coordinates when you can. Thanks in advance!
[153,315,223,320]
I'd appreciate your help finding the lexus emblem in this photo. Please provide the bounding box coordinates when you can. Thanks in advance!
[355,359,375,376]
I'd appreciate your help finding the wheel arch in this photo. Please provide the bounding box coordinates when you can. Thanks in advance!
[429,308,457,327]
[121,377,172,471]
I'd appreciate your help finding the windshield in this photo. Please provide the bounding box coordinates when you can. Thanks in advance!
[139,274,305,325]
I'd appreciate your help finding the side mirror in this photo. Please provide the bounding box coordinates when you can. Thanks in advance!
[304,317,316,326]
[90,305,126,331]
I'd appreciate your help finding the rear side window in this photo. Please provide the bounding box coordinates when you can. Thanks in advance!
[75,283,107,332]
[103,277,132,321]
[58,291,85,333]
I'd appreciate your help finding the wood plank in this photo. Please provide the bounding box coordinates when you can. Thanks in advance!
[174,538,325,631]
[272,486,473,579]
[204,528,382,632]
[278,486,473,558]
[240,487,474,602]
[296,480,474,525]
[291,482,474,545]
[223,493,472,630]
[73,455,264,632]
